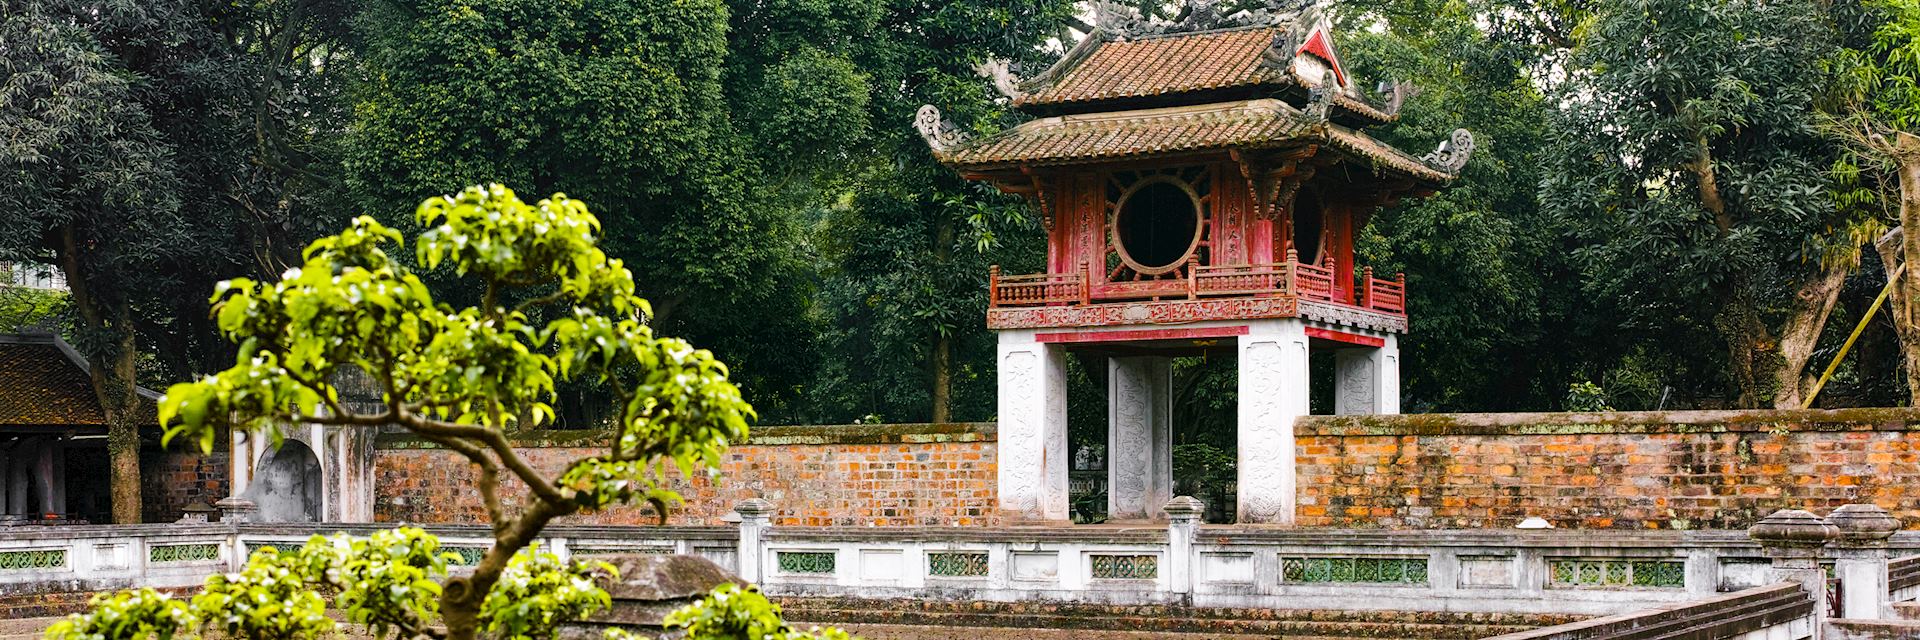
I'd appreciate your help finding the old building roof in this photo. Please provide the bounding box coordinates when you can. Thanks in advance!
[937,99,1451,183]
[1019,26,1287,108]
[1013,24,1395,124]
[0,333,158,430]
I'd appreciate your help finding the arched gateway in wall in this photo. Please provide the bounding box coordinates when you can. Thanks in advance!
[917,7,1471,525]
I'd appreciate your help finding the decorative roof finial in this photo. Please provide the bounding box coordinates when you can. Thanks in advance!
[1377,79,1416,116]
[976,58,1026,101]
[1302,69,1335,125]
[1420,129,1475,174]
[914,105,968,154]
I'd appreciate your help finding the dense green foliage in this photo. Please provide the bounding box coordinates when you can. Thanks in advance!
[19,0,1920,525]
[48,529,612,640]
[158,185,753,639]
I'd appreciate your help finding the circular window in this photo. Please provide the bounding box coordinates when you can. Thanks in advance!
[1113,179,1202,275]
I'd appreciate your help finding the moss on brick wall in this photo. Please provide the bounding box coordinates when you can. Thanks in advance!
[372,423,999,527]
[1295,408,1920,530]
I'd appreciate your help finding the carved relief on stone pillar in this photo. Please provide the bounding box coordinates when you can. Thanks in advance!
[1334,349,1377,415]
[997,338,1072,523]
[1107,357,1171,522]
[1236,320,1309,525]
[999,350,1044,518]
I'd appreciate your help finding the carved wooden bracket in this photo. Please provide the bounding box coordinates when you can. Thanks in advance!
[1233,146,1320,221]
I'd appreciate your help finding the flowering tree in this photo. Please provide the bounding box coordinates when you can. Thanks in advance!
[108,184,762,640]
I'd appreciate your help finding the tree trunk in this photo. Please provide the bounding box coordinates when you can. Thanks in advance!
[931,332,951,423]
[57,225,142,523]
[1876,225,1920,404]
[1771,257,1852,409]
[929,216,956,423]
[1691,133,1773,407]
[1714,294,1775,409]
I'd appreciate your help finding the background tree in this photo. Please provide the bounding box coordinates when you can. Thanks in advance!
[1830,0,1920,404]
[806,0,1077,424]
[1539,0,1852,408]
[345,0,822,424]
[1,0,216,522]
[158,185,753,640]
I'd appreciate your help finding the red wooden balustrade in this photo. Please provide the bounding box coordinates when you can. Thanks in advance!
[988,252,1408,317]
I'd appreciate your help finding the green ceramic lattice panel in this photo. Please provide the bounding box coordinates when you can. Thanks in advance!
[150,543,221,564]
[777,551,836,574]
[928,552,989,577]
[445,547,487,566]
[0,548,67,571]
[1281,557,1428,585]
[1089,554,1158,580]
[1548,559,1684,588]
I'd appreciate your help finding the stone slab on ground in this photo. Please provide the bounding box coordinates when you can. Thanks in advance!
[823,622,1369,640]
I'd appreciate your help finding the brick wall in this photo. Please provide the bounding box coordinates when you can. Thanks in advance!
[140,431,230,523]
[373,423,998,527]
[1295,408,1920,529]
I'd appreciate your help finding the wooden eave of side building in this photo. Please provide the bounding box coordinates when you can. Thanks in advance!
[0,332,160,435]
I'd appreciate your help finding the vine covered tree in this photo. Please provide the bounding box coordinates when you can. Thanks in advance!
[1540,0,1851,407]
[156,185,754,640]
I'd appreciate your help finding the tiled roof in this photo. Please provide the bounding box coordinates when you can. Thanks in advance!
[942,99,1451,183]
[1018,27,1288,108]
[0,334,157,429]
[1013,25,1398,126]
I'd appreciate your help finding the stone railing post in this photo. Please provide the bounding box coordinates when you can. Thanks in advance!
[734,498,775,584]
[1751,509,1838,620]
[1829,503,1901,620]
[215,496,257,524]
[1164,496,1203,595]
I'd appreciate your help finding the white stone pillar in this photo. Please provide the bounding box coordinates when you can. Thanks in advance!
[1164,496,1203,594]
[230,429,251,496]
[1108,356,1172,522]
[1333,335,1400,415]
[1830,504,1901,619]
[1236,319,1309,525]
[996,330,1070,523]
[734,498,774,584]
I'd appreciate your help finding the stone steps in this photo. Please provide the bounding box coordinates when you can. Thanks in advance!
[814,622,1369,640]
[1895,601,1920,620]
[778,600,1560,640]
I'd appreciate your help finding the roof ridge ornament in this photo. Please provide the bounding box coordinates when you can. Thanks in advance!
[1421,129,1475,174]
[1303,69,1335,126]
[1093,0,1309,38]
[914,105,968,154]
[1376,79,1415,117]
[976,59,1026,101]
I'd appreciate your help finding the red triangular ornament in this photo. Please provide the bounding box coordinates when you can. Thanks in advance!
[1295,29,1347,87]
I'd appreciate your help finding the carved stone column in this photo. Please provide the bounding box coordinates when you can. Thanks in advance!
[733,498,774,584]
[48,436,65,518]
[4,440,25,518]
[1236,319,1310,525]
[1829,503,1901,619]
[996,330,1071,524]
[1108,356,1172,522]
[1333,335,1400,415]
[32,436,53,517]
[1164,496,1204,595]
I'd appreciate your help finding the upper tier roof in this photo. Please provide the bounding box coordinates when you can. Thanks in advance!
[1009,20,1397,124]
